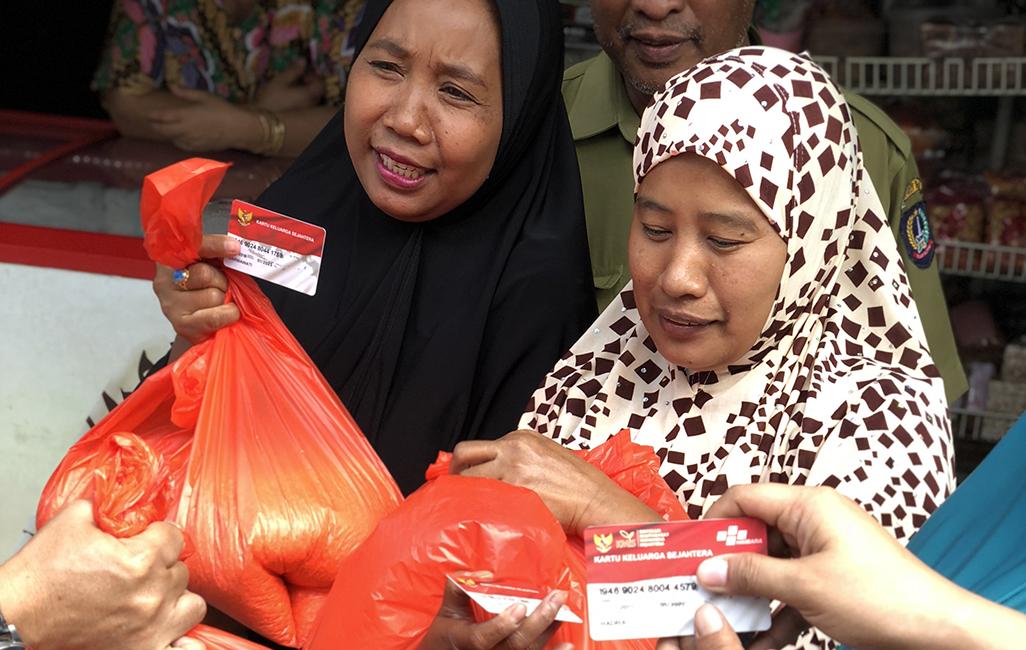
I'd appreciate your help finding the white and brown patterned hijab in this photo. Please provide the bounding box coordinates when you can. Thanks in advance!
[521,47,953,543]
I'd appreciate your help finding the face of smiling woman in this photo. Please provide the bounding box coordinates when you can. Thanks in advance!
[343,0,503,223]
[629,153,787,372]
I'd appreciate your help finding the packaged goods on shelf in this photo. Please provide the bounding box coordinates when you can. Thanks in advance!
[921,21,1026,59]
[928,178,987,244]
[986,198,1026,247]
[966,361,997,410]
[949,300,1005,352]
[985,171,1026,201]
[1002,339,1026,383]
[983,380,1026,440]
[888,5,1004,57]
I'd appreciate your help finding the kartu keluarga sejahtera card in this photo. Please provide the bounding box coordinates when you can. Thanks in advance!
[584,518,772,640]
[224,199,325,296]
[446,573,583,624]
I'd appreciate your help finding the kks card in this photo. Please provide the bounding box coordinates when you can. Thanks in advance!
[224,200,325,296]
[584,518,772,640]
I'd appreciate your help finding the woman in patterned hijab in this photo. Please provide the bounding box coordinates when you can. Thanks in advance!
[454,47,953,564]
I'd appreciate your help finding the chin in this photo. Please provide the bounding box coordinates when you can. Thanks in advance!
[628,60,700,91]
[366,190,424,222]
[658,346,700,370]
[661,346,726,372]
[623,68,673,98]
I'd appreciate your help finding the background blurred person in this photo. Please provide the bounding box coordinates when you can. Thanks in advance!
[95,0,365,157]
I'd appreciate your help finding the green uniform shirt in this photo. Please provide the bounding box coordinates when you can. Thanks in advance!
[563,52,967,402]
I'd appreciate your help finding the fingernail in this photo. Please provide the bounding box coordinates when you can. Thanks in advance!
[546,590,567,608]
[226,240,241,256]
[697,557,728,589]
[695,604,724,636]
[504,603,527,622]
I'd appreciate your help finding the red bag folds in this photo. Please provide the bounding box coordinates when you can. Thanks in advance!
[52,431,267,650]
[38,158,403,647]
[308,430,685,649]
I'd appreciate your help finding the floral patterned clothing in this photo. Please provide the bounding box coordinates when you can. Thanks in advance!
[93,0,365,106]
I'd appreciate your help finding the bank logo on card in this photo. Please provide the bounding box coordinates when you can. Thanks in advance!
[716,524,762,547]
[224,200,326,296]
[594,533,614,554]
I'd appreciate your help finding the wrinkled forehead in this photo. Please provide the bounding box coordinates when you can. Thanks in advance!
[634,47,856,237]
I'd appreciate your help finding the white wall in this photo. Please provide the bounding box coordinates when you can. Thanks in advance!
[0,262,172,558]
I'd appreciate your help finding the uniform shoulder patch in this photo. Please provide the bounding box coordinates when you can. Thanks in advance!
[900,201,935,269]
[903,178,923,205]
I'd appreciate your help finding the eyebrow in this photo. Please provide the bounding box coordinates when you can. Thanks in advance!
[700,211,760,233]
[637,196,762,232]
[437,61,487,89]
[635,196,673,214]
[366,38,488,89]
[366,38,409,59]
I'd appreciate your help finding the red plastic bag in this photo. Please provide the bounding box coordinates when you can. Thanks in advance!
[38,158,403,647]
[42,432,266,649]
[575,430,687,521]
[305,475,574,649]
[308,431,684,649]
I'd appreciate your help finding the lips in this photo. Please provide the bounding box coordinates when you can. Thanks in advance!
[657,309,717,341]
[374,149,431,190]
[379,151,426,180]
[627,30,694,65]
[661,311,713,327]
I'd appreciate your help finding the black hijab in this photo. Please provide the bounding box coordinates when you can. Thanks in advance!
[255,0,596,494]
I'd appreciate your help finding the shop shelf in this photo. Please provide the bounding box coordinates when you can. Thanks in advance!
[950,406,1022,443]
[815,56,1026,96]
[936,240,1026,283]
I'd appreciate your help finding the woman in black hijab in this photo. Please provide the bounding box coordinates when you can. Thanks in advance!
[153,0,596,495]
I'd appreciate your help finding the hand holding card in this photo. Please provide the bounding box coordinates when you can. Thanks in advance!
[584,519,771,641]
[224,200,326,296]
[447,572,583,624]
[417,572,577,650]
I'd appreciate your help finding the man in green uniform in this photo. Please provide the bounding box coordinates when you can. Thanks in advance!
[566,0,967,401]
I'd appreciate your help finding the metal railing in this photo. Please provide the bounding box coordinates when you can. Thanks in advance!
[950,407,1022,442]
[814,56,1026,96]
[936,240,1026,283]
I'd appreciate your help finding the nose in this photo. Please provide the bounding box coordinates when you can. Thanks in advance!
[632,0,686,22]
[659,240,708,300]
[382,84,432,146]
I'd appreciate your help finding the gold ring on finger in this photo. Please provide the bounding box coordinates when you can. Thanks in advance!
[173,268,190,291]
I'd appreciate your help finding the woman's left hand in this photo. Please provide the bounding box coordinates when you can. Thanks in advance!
[419,572,571,650]
[656,604,744,650]
[451,430,659,537]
